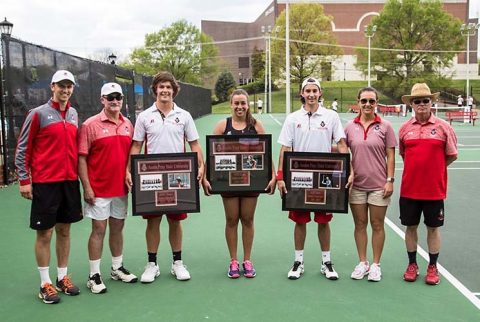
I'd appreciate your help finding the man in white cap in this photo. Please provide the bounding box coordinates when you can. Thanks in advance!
[276,77,348,280]
[15,70,82,304]
[399,83,457,285]
[78,82,137,294]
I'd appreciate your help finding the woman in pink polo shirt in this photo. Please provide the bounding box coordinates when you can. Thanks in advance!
[344,87,397,282]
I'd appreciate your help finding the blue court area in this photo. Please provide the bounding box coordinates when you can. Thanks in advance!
[0,112,479,321]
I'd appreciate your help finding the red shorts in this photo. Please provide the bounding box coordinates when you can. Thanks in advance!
[142,213,188,221]
[288,211,333,224]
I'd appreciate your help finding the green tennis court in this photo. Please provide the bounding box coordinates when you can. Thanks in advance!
[1,112,479,321]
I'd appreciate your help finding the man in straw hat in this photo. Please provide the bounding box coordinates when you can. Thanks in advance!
[398,83,457,285]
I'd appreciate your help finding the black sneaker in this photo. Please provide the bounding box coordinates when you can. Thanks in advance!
[56,275,80,295]
[111,266,138,283]
[39,283,61,304]
[287,261,304,279]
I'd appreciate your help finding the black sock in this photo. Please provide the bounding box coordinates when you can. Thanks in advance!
[148,252,157,264]
[429,253,439,266]
[408,251,417,264]
[173,251,182,262]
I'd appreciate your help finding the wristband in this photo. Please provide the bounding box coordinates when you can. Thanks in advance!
[276,170,284,181]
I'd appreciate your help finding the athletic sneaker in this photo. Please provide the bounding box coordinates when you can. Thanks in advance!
[287,261,304,280]
[228,260,240,279]
[403,263,419,282]
[367,263,382,282]
[55,275,80,295]
[39,283,60,304]
[86,273,107,294]
[171,260,191,281]
[242,260,256,278]
[425,264,440,285]
[140,262,160,283]
[321,261,339,280]
[111,266,138,283]
[351,261,369,280]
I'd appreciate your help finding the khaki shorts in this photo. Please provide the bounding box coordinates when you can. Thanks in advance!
[84,196,128,220]
[349,188,390,207]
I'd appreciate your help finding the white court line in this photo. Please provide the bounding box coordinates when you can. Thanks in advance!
[474,293,480,296]
[385,218,480,310]
[269,114,283,126]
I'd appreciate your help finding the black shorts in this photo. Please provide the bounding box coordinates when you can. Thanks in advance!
[30,181,83,230]
[399,197,444,227]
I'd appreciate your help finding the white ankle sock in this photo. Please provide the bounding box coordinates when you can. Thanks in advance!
[322,251,331,264]
[57,267,67,281]
[89,259,101,276]
[112,255,123,270]
[38,266,51,287]
[295,250,304,263]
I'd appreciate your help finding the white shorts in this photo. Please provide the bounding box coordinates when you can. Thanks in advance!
[349,188,390,207]
[84,196,128,220]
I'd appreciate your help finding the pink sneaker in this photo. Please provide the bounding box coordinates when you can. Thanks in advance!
[243,260,256,278]
[228,260,240,279]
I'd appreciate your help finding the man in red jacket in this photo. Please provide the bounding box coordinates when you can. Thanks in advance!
[15,70,83,304]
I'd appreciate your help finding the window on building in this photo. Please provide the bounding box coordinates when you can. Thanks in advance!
[239,57,250,68]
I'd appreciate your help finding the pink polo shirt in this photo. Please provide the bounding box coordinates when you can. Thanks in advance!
[345,115,397,191]
[398,114,457,200]
[79,110,133,197]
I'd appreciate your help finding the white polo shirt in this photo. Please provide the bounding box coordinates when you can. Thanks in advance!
[278,105,346,152]
[133,103,199,154]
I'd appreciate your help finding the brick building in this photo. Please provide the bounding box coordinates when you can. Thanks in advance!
[201,0,477,83]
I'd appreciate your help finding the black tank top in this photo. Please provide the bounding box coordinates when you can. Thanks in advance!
[223,117,257,135]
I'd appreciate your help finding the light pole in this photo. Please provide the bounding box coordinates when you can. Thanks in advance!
[108,53,117,65]
[460,23,480,105]
[0,17,13,185]
[364,25,377,87]
[261,25,272,113]
[343,62,346,81]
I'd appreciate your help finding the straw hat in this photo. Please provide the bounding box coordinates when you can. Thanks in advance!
[401,83,439,104]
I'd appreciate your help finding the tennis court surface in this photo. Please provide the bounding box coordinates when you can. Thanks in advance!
[1,112,479,322]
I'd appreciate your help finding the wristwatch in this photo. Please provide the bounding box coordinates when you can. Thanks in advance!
[387,177,395,183]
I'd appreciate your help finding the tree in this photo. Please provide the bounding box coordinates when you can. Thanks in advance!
[123,20,219,86]
[271,3,342,88]
[355,0,464,97]
[215,71,236,102]
[251,46,265,81]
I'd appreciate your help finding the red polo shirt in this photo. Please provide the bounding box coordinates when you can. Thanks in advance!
[398,114,457,200]
[79,110,133,197]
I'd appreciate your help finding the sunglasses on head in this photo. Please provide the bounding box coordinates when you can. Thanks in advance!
[412,98,431,105]
[360,98,376,105]
[104,94,123,101]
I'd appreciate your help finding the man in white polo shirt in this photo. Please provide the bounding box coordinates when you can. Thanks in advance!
[126,71,205,283]
[277,77,348,280]
[79,82,137,294]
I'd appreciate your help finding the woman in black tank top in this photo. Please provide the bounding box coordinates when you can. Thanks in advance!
[203,89,276,279]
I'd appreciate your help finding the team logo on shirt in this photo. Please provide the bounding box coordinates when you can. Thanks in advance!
[47,114,53,120]
[374,124,380,131]
[430,129,437,136]
[102,128,108,134]
[320,121,325,127]
[175,117,180,123]
[297,123,302,128]
[125,126,130,133]
[150,119,155,123]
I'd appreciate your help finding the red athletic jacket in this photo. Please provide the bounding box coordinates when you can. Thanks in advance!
[15,100,79,185]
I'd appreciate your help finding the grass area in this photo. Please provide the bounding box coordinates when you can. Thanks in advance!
[212,81,394,114]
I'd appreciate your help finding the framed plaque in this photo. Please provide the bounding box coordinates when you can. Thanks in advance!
[131,153,200,215]
[282,152,350,213]
[206,134,272,193]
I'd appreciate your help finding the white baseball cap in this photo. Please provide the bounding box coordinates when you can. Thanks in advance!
[301,77,321,91]
[51,70,76,85]
[101,82,123,96]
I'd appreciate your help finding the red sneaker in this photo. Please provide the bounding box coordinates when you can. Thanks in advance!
[403,263,419,282]
[425,264,440,285]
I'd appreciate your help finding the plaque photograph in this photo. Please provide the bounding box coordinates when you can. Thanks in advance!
[206,134,272,193]
[282,152,350,213]
[131,153,199,215]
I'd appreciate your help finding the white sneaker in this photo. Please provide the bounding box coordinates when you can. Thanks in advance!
[351,261,370,280]
[87,273,107,294]
[321,261,339,280]
[171,260,191,281]
[111,266,138,283]
[368,263,382,282]
[287,261,304,280]
[140,262,160,283]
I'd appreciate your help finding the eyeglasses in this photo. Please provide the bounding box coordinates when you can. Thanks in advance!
[104,94,123,101]
[412,98,431,105]
[360,98,377,105]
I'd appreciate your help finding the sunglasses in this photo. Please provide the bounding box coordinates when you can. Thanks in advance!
[360,98,376,105]
[412,98,431,105]
[104,94,123,101]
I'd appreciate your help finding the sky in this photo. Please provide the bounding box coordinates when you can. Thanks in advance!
[1,0,479,61]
